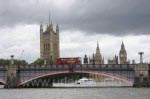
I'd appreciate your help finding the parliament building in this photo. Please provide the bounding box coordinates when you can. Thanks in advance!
[40,19,60,64]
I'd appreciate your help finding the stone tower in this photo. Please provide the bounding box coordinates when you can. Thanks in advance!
[119,41,127,64]
[95,41,104,64]
[40,17,60,64]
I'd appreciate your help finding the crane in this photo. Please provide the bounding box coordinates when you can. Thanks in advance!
[19,50,24,60]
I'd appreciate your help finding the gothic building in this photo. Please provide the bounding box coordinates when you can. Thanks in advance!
[40,18,60,64]
[95,42,104,64]
[119,41,127,64]
[89,42,104,64]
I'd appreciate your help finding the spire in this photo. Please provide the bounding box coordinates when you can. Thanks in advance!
[50,21,53,30]
[40,21,43,32]
[40,21,43,27]
[49,11,50,25]
[56,22,59,33]
[96,41,100,51]
[121,41,125,50]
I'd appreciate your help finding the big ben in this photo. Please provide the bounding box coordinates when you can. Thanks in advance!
[119,41,127,64]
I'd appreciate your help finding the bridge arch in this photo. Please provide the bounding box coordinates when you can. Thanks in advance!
[18,70,134,87]
[0,78,6,85]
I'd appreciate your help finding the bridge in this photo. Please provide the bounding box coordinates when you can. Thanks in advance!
[0,61,150,88]
[0,55,150,88]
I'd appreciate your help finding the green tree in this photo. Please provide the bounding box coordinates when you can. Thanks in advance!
[31,58,44,65]
[30,58,54,65]
[0,59,28,66]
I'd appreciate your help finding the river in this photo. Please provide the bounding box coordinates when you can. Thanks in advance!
[0,86,149,99]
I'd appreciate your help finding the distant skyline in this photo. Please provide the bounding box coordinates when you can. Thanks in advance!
[0,0,150,63]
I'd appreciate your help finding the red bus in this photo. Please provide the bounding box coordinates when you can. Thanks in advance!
[56,57,81,65]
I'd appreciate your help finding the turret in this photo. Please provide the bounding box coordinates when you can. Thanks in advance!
[93,53,95,65]
[115,55,118,64]
[83,54,88,64]
[46,24,49,31]
[102,57,104,64]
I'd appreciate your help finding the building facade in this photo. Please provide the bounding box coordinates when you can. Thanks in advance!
[40,20,60,64]
[108,55,118,64]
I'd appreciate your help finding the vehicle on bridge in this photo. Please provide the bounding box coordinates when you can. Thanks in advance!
[56,57,81,65]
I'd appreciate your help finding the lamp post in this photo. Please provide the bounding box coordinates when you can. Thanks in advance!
[10,55,14,65]
[139,52,144,64]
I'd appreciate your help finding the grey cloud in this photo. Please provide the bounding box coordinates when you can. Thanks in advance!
[0,0,150,35]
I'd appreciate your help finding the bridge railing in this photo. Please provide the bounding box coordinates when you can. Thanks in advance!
[0,66,7,82]
[17,64,135,71]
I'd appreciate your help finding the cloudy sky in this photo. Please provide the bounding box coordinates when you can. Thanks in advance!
[0,0,150,63]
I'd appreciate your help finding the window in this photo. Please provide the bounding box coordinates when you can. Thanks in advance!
[44,43,50,51]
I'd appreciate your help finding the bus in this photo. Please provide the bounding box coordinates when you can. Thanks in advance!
[56,57,81,65]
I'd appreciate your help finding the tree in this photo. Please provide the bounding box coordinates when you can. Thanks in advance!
[30,58,44,65]
[0,59,28,66]
[30,58,54,65]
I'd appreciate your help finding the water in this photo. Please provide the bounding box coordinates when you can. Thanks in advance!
[0,86,149,99]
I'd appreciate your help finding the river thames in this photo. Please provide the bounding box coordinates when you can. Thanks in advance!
[0,87,149,99]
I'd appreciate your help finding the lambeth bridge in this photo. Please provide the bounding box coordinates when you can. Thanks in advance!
[0,61,150,88]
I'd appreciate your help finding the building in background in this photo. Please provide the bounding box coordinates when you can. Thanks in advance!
[108,55,118,64]
[40,16,60,64]
[119,41,129,64]
[83,54,88,64]
[89,42,104,64]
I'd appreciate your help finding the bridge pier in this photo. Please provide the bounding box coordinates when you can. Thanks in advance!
[133,52,150,87]
[4,55,18,88]
[133,63,150,87]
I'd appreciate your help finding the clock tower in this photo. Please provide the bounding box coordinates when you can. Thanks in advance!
[119,41,127,64]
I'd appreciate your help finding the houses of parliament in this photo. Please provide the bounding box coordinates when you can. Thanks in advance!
[40,16,130,65]
[40,17,60,64]
[83,41,130,65]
